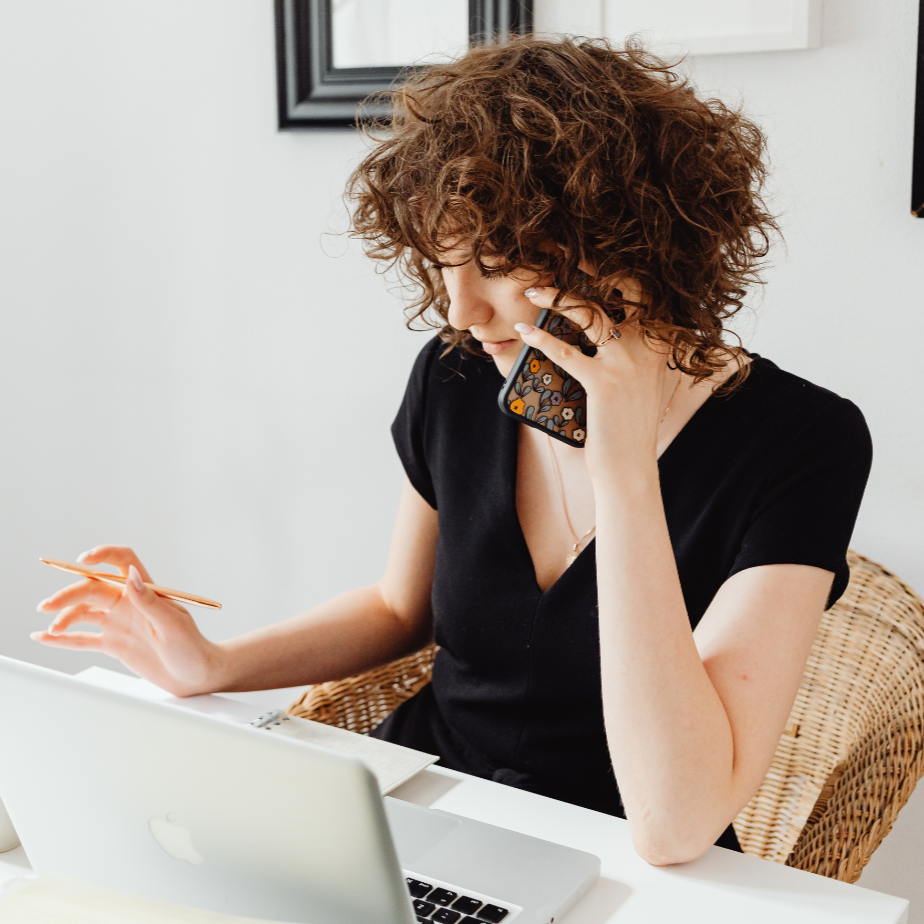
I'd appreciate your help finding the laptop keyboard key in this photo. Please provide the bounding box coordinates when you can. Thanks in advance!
[413,899,436,916]
[452,896,482,914]
[459,918,483,924]
[432,910,462,924]
[477,906,509,923]
[429,888,458,905]
[417,918,431,923]
[407,878,433,898]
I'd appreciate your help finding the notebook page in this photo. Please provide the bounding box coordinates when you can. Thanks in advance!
[0,876,282,924]
[252,712,438,793]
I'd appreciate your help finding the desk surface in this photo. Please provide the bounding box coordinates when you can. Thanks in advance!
[0,668,909,924]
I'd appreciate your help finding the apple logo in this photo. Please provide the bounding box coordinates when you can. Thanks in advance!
[148,812,204,865]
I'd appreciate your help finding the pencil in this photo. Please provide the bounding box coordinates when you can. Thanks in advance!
[39,558,222,610]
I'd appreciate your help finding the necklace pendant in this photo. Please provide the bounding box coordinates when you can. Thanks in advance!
[565,547,579,567]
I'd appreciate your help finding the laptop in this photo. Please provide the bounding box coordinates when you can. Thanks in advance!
[0,655,599,924]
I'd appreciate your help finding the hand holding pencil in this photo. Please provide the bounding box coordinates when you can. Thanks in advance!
[33,545,228,698]
[39,557,221,610]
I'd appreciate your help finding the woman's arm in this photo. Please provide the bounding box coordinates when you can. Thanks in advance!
[594,472,829,864]
[34,478,438,697]
[514,293,830,865]
[215,478,438,692]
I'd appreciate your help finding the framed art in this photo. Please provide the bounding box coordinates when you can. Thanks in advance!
[533,0,821,56]
[913,0,923,216]
[275,0,533,129]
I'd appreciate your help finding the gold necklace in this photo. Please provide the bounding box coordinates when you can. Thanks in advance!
[660,370,682,427]
[546,436,596,567]
[546,369,683,568]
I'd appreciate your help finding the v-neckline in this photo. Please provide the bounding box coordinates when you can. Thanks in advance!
[506,421,597,597]
[506,359,752,596]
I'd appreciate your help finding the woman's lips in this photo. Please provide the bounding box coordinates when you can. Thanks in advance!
[479,339,517,356]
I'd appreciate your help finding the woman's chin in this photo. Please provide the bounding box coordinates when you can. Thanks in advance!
[480,338,518,356]
[479,339,520,377]
[491,354,519,378]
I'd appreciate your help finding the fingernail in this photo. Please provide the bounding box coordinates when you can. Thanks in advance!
[47,622,57,635]
[523,287,541,298]
[30,631,43,641]
[129,564,145,591]
[37,598,50,612]
[76,550,92,562]
[515,323,535,334]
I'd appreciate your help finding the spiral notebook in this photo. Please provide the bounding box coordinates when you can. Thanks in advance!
[74,668,438,796]
[249,710,438,794]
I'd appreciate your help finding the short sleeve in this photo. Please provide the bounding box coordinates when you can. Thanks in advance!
[391,339,439,510]
[728,397,873,610]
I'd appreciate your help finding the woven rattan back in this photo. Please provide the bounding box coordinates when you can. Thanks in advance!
[288,551,924,881]
[287,644,437,735]
[733,551,924,880]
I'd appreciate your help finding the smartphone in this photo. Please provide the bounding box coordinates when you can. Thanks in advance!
[497,308,595,447]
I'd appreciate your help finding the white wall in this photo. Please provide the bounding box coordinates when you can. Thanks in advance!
[0,0,422,678]
[0,0,921,913]
[688,2,924,599]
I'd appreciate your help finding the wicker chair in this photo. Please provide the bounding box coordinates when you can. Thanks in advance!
[287,551,924,882]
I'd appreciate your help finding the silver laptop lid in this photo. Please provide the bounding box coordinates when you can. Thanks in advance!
[0,655,415,924]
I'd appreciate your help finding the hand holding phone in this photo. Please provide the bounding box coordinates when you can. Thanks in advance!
[497,308,595,447]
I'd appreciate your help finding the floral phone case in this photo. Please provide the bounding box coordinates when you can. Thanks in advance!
[497,308,595,448]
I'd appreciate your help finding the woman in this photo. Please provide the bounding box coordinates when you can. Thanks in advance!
[32,38,871,865]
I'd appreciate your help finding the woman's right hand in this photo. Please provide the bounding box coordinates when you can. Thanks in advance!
[33,546,227,697]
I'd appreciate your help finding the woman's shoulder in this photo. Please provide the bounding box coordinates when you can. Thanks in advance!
[405,335,502,406]
[394,336,503,442]
[732,353,863,429]
[731,354,870,445]
[392,337,508,508]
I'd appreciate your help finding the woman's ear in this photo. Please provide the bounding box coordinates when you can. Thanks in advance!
[577,256,598,278]
[552,241,597,278]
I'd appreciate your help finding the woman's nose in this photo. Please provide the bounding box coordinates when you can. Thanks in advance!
[444,267,493,331]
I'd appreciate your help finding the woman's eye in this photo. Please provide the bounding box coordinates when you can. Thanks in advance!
[479,266,506,280]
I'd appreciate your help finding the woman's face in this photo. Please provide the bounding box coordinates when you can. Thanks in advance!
[440,252,552,378]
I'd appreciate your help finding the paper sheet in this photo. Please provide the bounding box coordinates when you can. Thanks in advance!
[0,877,283,923]
[253,712,438,793]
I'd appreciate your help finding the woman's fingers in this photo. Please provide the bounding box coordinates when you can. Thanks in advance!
[38,578,122,614]
[47,603,108,635]
[123,565,191,629]
[77,545,153,582]
[524,285,622,348]
[38,544,155,616]
[524,284,599,323]
[30,629,105,651]
[514,321,597,382]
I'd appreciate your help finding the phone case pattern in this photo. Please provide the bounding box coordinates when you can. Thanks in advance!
[501,314,588,444]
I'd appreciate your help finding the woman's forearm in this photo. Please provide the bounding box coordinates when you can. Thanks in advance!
[206,582,432,694]
[594,465,736,864]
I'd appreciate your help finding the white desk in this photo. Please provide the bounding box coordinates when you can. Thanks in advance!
[0,668,909,924]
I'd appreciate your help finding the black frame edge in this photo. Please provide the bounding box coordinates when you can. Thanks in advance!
[913,0,924,215]
[275,0,533,130]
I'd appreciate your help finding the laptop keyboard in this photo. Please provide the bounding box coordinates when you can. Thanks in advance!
[406,877,512,924]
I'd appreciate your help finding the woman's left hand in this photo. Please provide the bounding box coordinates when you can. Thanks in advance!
[515,283,674,481]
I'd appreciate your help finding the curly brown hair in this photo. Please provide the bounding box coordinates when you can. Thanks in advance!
[347,36,778,385]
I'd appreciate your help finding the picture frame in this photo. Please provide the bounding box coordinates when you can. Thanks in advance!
[275,0,533,129]
[913,0,924,216]
[533,0,822,57]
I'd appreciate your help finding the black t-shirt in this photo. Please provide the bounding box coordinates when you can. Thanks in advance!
[373,336,872,850]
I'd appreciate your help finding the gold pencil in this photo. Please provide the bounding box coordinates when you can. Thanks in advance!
[39,558,222,610]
